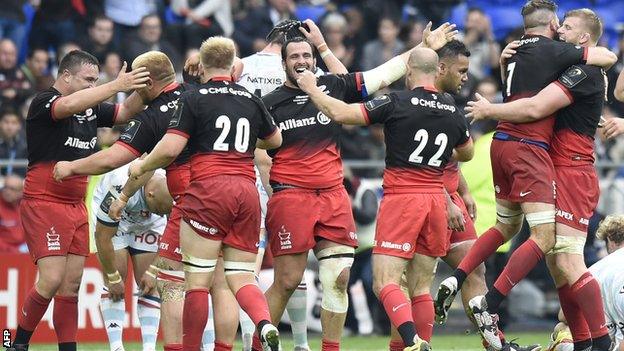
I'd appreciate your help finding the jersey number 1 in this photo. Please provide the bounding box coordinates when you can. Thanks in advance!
[505,62,516,97]
[408,129,448,167]
[214,115,251,153]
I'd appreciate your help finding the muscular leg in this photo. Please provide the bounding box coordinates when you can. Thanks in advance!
[264,252,308,324]
[131,252,160,351]
[405,253,438,342]
[211,258,239,348]
[54,254,86,351]
[155,257,185,349]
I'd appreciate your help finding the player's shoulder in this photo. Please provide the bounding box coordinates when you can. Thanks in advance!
[262,85,290,108]
[558,64,602,89]
[32,87,61,106]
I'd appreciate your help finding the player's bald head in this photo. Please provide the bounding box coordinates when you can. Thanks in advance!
[144,173,173,215]
[199,36,236,70]
[407,47,439,75]
[521,0,558,30]
[132,51,175,82]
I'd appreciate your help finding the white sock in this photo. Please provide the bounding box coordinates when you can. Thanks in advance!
[137,295,160,351]
[286,280,309,348]
[201,296,215,351]
[100,288,126,351]
[239,308,255,351]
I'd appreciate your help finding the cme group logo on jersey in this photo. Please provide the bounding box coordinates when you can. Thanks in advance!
[411,95,456,113]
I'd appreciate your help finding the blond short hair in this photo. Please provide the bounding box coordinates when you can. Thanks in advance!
[564,8,603,43]
[199,36,235,70]
[132,51,175,82]
[596,214,624,244]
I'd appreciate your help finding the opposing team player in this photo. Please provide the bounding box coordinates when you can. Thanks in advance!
[434,1,617,348]
[127,37,283,351]
[92,165,173,351]
[53,51,241,351]
[465,9,612,350]
[297,47,473,351]
[9,50,149,351]
[259,22,456,351]
[547,215,624,351]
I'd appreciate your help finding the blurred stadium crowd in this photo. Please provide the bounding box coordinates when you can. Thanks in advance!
[1,0,624,333]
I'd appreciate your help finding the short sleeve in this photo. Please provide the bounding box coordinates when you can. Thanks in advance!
[28,90,61,122]
[95,173,125,226]
[551,41,587,71]
[116,113,156,157]
[167,93,194,139]
[455,112,471,147]
[361,94,395,125]
[97,102,119,127]
[255,97,278,139]
[325,73,366,103]
[555,65,601,103]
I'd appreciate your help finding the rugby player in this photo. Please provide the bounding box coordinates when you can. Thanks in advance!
[259,21,457,351]
[434,1,617,348]
[92,165,172,351]
[127,37,283,351]
[297,47,473,351]
[9,50,148,351]
[465,8,612,351]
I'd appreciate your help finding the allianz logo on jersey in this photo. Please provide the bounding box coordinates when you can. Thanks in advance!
[64,136,97,150]
[279,112,331,131]
[411,96,456,113]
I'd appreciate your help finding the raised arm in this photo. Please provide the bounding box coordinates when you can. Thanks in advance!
[114,91,147,124]
[128,133,187,180]
[585,46,617,70]
[53,62,149,119]
[297,70,367,125]
[298,19,348,75]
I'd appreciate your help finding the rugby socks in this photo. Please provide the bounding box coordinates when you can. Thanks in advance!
[100,288,126,351]
[53,295,78,351]
[411,294,434,342]
[137,295,161,351]
[164,344,183,351]
[455,228,505,288]
[558,284,591,342]
[251,334,262,351]
[14,287,52,345]
[202,300,215,351]
[490,239,543,311]
[286,281,309,349]
[389,339,406,351]
[239,308,255,351]
[379,284,417,346]
[234,284,272,326]
[321,339,340,350]
[570,272,611,350]
[214,340,234,351]
[183,289,209,351]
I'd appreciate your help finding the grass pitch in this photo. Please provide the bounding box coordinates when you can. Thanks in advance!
[32,332,551,350]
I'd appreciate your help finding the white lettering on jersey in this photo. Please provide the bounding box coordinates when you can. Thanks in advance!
[199,87,252,98]
[279,117,317,131]
[411,97,456,113]
[64,136,97,150]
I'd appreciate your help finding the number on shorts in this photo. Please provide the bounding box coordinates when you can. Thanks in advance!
[213,115,251,152]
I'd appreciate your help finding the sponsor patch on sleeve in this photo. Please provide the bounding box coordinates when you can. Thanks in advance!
[168,103,183,128]
[119,120,141,142]
[558,65,588,88]
[99,191,117,214]
[364,95,391,111]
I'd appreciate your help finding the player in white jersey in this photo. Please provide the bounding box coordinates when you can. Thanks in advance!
[92,163,173,351]
[548,214,624,351]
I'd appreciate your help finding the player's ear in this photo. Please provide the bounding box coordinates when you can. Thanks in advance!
[580,32,590,45]
[438,61,447,75]
[62,69,71,84]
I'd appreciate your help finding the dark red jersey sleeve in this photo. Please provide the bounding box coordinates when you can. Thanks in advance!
[117,112,156,155]
[167,94,194,139]
[96,102,118,127]
[327,72,366,103]
[361,94,395,125]
[556,65,604,103]
[28,89,61,123]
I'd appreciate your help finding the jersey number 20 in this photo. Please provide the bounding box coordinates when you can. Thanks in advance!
[408,129,448,167]
[214,115,250,153]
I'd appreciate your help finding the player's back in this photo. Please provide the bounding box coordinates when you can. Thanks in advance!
[499,35,587,144]
[168,78,277,182]
[364,87,470,192]
[239,52,285,97]
[589,248,624,335]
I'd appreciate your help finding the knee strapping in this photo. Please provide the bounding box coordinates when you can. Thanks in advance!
[316,246,354,313]
[182,253,216,273]
[223,261,256,276]
[548,235,586,255]
[525,210,556,228]
[496,204,524,225]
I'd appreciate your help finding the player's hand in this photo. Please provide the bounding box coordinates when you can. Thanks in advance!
[447,201,466,232]
[53,161,74,182]
[114,61,150,92]
[138,272,157,296]
[108,280,125,302]
[128,159,146,180]
[500,40,520,67]
[299,19,325,48]
[108,199,126,221]
[465,93,492,121]
[461,192,477,220]
[184,52,201,77]
[296,70,318,94]
[422,22,458,51]
[603,118,624,139]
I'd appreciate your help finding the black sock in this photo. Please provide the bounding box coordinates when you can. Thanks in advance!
[485,287,505,314]
[452,269,468,290]
[573,339,592,351]
[256,319,270,335]
[13,326,33,345]
[397,321,417,346]
[592,334,612,351]
[58,342,76,351]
